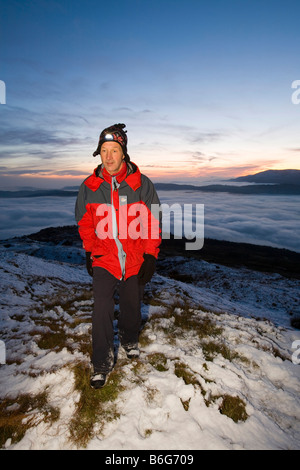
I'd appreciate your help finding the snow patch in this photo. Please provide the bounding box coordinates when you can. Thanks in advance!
[0,237,299,450]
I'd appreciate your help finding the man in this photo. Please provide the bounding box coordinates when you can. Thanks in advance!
[75,123,161,389]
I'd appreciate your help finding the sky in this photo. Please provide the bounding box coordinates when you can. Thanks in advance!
[1,0,300,189]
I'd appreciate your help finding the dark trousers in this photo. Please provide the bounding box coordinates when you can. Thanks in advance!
[92,267,143,374]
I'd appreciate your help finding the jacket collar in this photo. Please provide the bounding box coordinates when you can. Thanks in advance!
[84,161,141,192]
[101,161,127,184]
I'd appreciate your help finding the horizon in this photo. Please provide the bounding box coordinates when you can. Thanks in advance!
[1,0,300,188]
[0,167,299,191]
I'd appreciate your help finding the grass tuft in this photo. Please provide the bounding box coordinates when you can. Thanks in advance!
[147,352,168,372]
[69,362,124,448]
[0,391,60,448]
[218,394,249,423]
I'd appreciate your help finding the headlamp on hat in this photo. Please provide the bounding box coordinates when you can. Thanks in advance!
[103,133,114,141]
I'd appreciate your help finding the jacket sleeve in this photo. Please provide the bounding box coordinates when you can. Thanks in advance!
[75,183,97,252]
[140,175,162,258]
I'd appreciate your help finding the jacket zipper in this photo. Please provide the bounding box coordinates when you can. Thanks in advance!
[111,176,126,280]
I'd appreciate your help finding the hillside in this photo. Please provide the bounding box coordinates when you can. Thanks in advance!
[154,169,300,195]
[154,183,300,195]
[232,169,300,185]
[22,225,300,279]
[0,227,299,450]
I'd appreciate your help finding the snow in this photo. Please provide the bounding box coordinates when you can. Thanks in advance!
[0,234,299,450]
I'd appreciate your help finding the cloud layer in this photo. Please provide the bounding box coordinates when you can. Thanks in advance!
[0,191,299,253]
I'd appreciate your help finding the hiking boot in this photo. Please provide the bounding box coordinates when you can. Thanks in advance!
[124,344,140,359]
[90,371,106,389]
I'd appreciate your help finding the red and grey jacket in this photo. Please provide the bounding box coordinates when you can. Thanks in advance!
[75,161,161,280]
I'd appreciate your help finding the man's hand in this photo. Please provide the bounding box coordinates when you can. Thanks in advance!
[138,254,156,285]
[85,252,93,277]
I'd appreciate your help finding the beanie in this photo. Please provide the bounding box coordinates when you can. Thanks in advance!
[93,123,130,162]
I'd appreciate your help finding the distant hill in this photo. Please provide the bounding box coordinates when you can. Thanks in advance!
[0,189,78,198]
[154,182,300,195]
[1,183,300,198]
[154,169,300,195]
[231,169,300,185]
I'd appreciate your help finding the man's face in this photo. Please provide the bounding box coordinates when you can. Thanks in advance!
[100,142,124,175]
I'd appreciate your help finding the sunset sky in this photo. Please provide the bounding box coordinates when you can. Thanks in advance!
[1,0,300,189]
